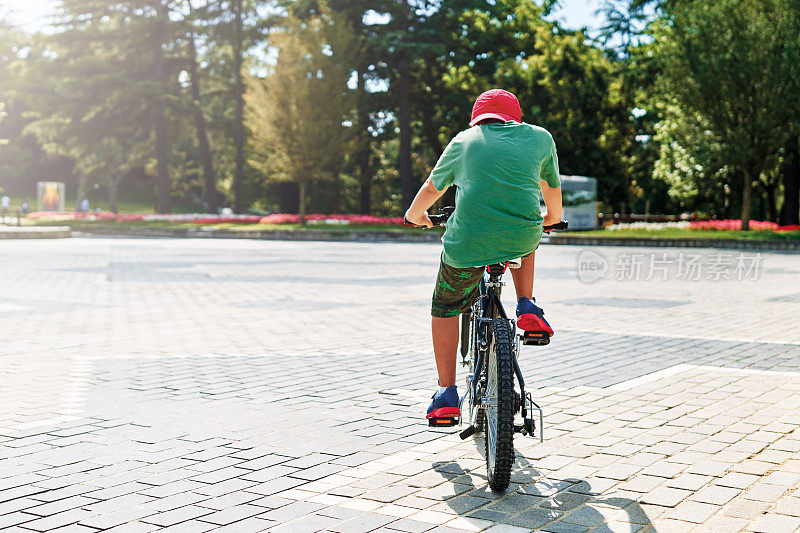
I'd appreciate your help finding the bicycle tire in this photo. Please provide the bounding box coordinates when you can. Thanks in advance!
[484,317,515,491]
[463,311,485,431]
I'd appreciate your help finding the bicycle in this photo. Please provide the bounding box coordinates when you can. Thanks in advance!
[405,207,568,491]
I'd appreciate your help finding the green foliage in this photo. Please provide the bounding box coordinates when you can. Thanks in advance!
[650,0,800,226]
[4,0,797,222]
[244,6,359,220]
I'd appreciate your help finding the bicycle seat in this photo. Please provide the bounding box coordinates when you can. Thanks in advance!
[486,263,508,275]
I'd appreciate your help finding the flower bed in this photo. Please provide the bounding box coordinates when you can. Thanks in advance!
[26,211,119,221]
[259,213,405,225]
[26,211,407,227]
[688,219,780,231]
[607,219,800,233]
[608,221,691,231]
[27,212,264,224]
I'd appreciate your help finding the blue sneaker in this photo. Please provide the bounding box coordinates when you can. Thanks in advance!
[516,297,554,335]
[426,386,460,419]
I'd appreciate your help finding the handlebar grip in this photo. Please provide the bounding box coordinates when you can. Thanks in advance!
[405,206,455,228]
[543,220,568,233]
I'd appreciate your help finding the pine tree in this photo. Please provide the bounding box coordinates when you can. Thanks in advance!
[245,8,358,222]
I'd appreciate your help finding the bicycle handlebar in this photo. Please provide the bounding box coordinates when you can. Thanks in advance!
[405,206,568,233]
[404,206,453,227]
[543,220,568,233]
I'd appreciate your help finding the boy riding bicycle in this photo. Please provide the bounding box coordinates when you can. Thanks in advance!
[404,89,563,421]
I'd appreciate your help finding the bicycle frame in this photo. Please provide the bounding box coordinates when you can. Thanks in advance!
[464,267,544,443]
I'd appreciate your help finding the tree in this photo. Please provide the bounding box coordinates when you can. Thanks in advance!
[245,9,358,222]
[183,0,220,212]
[652,0,800,229]
[418,0,632,211]
[780,138,800,225]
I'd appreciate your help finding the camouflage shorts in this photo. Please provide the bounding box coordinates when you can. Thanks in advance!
[430,251,537,318]
[430,258,483,318]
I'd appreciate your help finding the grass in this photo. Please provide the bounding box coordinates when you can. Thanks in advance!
[27,219,432,233]
[568,228,800,241]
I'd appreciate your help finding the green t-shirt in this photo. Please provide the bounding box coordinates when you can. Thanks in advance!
[429,121,560,268]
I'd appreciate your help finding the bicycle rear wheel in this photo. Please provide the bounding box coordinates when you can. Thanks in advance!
[463,310,484,431]
[484,317,515,491]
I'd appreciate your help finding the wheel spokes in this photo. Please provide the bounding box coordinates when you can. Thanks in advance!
[486,344,498,471]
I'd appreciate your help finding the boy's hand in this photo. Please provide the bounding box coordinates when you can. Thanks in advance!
[405,210,433,228]
[543,213,561,227]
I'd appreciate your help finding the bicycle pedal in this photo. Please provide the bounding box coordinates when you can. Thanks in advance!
[428,417,458,427]
[459,425,477,440]
[521,331,550,346]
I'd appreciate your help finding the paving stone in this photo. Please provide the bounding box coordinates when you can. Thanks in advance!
[722,499,771,520]
[665,501,719,523]
[748,513,800,532]
[3,240,800,533]
[616,475,663,493]
[140,505,214,527]
[715,472,760,489]
[257,500,324,522]
[687,461,729,477]
[640,462,685,479]
[503,507,561,529]
[771,497,800,520]
[559,505,608,527]
[763,471,800,486]
[743,483,790,503]
[382,517,438,532]
[14,509,94,531]
[538,493,591,512]
[157,519,216,532]
[539,521,590,532]
[666,473,712,491]
[362,485,418,503]
[690,485,740,505]
[638,487,692,507]
[326,512,398,532]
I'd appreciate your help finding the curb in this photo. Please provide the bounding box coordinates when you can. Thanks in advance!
[71,225,444,243]
[548,234,800,252]
[0,226,71,239]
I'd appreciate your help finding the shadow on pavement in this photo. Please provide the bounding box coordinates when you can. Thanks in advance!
[433,449,654,532]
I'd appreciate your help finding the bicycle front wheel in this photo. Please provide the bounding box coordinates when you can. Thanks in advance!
[484,317,515,491]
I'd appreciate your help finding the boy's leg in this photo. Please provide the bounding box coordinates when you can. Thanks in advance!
[432,316,459,387]
[511,250,554,335]
[430,257,482,399]
[510,251,535,299]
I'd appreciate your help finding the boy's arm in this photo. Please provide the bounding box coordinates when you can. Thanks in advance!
[405,178,448,227]
[541,181,562,226]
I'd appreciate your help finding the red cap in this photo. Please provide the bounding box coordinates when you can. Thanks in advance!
[470,89,522,127]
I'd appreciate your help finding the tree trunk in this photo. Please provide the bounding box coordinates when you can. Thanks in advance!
[107,171,120,214]
[298,180,306,224]
[397,51,413,211]
[763,182,777,223]
[781,141,800,226]
[153,6,170,214]
[232,0,245,214]
[331,164,341,214]
[741,168,753,230]
[188,32,218,213]
[355,70,371,214]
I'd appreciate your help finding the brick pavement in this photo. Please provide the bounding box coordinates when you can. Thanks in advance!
[1,238,799,532]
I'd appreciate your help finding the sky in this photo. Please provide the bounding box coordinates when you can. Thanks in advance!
[1,0,608,35]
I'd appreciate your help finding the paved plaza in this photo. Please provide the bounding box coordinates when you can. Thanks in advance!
[1,237,800,533]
